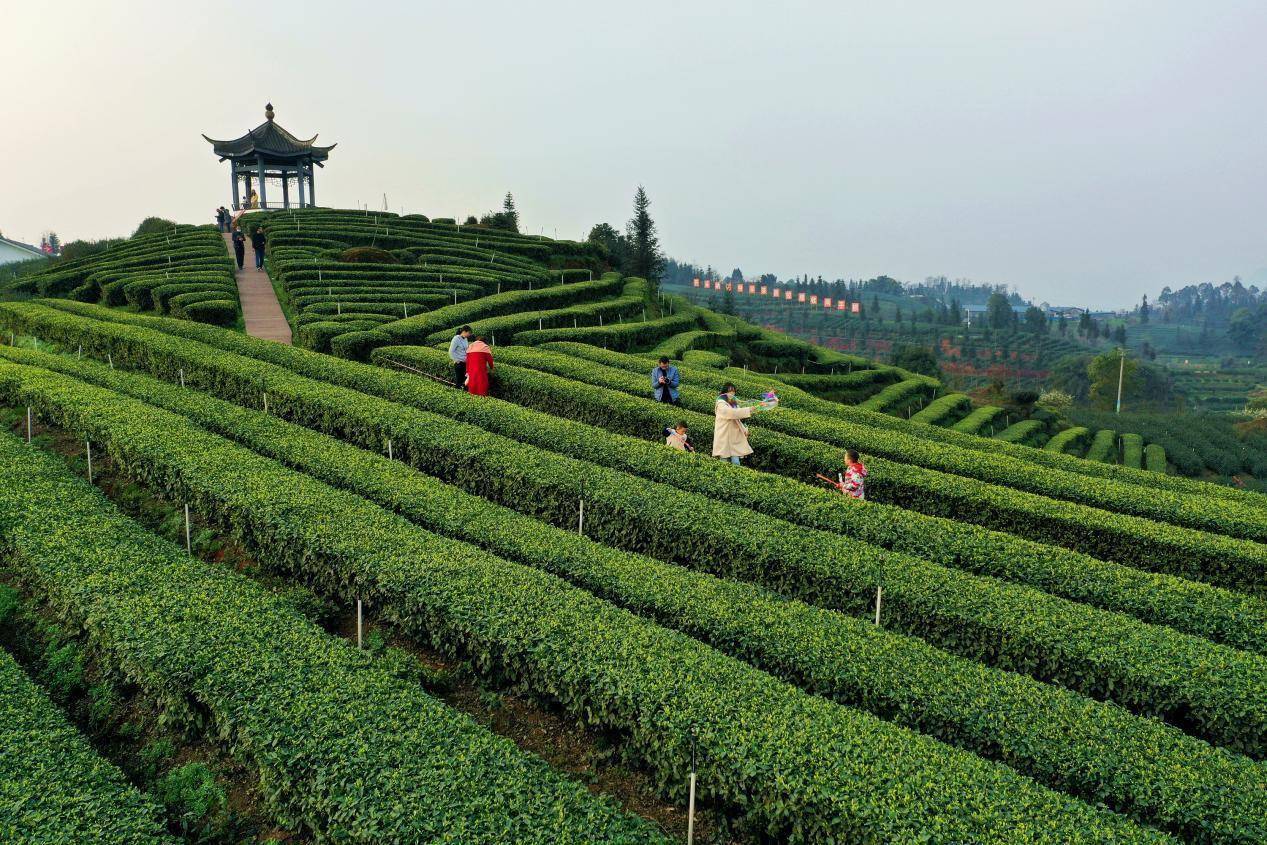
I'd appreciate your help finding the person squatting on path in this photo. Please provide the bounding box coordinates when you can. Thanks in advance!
[713,383,764,465]
[448,325,472,387]
[665,421,694,452]
[251,227,266,270]
[843,449,868,499]
[465,336,493,396]
[651,356,680,404]
[230,225,246,270]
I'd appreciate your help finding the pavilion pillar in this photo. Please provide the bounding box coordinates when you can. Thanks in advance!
[256,156,267,208]
[230,163,241,210]
[307,164,316,207]
[297,161,307,208]
[282,171,290,209]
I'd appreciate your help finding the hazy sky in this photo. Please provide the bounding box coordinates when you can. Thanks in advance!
[4,1,1265,307]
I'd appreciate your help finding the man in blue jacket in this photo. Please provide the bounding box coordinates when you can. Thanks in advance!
[651,356,680,404]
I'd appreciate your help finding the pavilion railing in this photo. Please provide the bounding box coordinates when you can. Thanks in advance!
[232,201,316,211]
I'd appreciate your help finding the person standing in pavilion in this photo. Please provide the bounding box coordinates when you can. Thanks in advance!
[230,225,246,270]
[465,336,494,396]
[251,226,266,270]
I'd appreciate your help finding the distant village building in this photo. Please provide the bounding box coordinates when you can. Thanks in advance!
[0,233,45,266]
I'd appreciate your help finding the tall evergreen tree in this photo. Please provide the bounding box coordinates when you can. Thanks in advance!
[624,185,664,290]
[502,192,520,233]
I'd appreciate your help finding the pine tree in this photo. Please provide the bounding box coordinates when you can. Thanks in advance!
[1139,295,1150,324]
[624,185,664,291]
[502,193,520,233]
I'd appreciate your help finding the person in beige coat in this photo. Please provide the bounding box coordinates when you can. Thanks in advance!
[713,383,761,464]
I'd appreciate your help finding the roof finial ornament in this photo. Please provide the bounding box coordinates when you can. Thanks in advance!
[265,102,275,121]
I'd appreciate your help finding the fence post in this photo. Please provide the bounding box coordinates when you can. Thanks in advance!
[86,441,93,483]
[874,585,883,625]
[184,504,192,554]
[357,599,364,649]
[26,406,32,443]
[403,303,408,318]
[107,352,113,370]
[77,344,82,360]
[263,393,269,414]
[577,498,585,535]
[686,730,698,845]
[178,368,185,388]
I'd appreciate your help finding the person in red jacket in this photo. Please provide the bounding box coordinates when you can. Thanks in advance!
[465,336,493,396]
[842,449,868,499]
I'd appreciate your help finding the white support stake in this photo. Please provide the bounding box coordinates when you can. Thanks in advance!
[387,439,393,461]
[86,441,93,483]
[26,406,32,443]
[686,733,698,845]
[184,504,192,554]
[577,499,585,535]
[107,352,113,370]
[874,585,883,625]
[263,393,269,414]
[179,368,185,388]
[357,599,364,649]
[77,344,83,360]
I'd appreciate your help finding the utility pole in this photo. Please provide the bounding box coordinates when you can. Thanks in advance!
[1115,347,1126,414]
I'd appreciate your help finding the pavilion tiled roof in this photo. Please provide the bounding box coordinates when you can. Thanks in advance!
[204,103,335,164]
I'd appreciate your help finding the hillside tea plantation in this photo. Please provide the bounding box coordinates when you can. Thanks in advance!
[3,207,1265,844]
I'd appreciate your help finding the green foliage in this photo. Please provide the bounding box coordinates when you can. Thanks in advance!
[890,343,941,377]
[151,762,227,841]
[1146,443,1169,473]
[1089,350,1139,410]
[623,185,664,289]
[909,393,972,426]
[1044,427,1090,455]
[1122,433,1145,469]
[0,433,665,843]
[0,647,172,843]
[0,378,1183,844]
[132,217,179,238]
[14,350,1260,840]
[994,418,1048,446]
[1086,429,1118,463]
[339,246,397,264]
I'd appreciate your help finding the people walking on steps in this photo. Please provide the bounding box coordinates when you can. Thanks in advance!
[665,421,694,452]
[465,336,494,396]
[230,225,246,270]
[843,449,868,499]
[651,356,680,404]
[251,226,266,270]
[449,325,472,388]
[713,383,763,465]
[215,206,227,232]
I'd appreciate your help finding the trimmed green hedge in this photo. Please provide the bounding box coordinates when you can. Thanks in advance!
[1122,433,1145,469]
[1087,429,1118,463]
[0,369,1171,844]
[909,393,972,426]
[858,376,939,412]
[1146,443,1168,473]
[375,273,624,346]
[681,349,729,368]
[546,343,1267,511]
[9,348,1262,843]
[7,304,1267,657]
[0,432,664,844]
[511,312,698,352]
[4,318,1266,759]
[0,645,173,844]
[472,344,1267,593]
[1046,427,1092,455]
[995,419,1048,445]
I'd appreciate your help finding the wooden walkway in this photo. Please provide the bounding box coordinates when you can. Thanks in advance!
[223,231,292,344]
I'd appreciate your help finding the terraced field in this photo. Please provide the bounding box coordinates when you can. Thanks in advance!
[2,211,1265,843]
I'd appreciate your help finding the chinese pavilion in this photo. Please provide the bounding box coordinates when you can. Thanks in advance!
[204,103,335,210]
